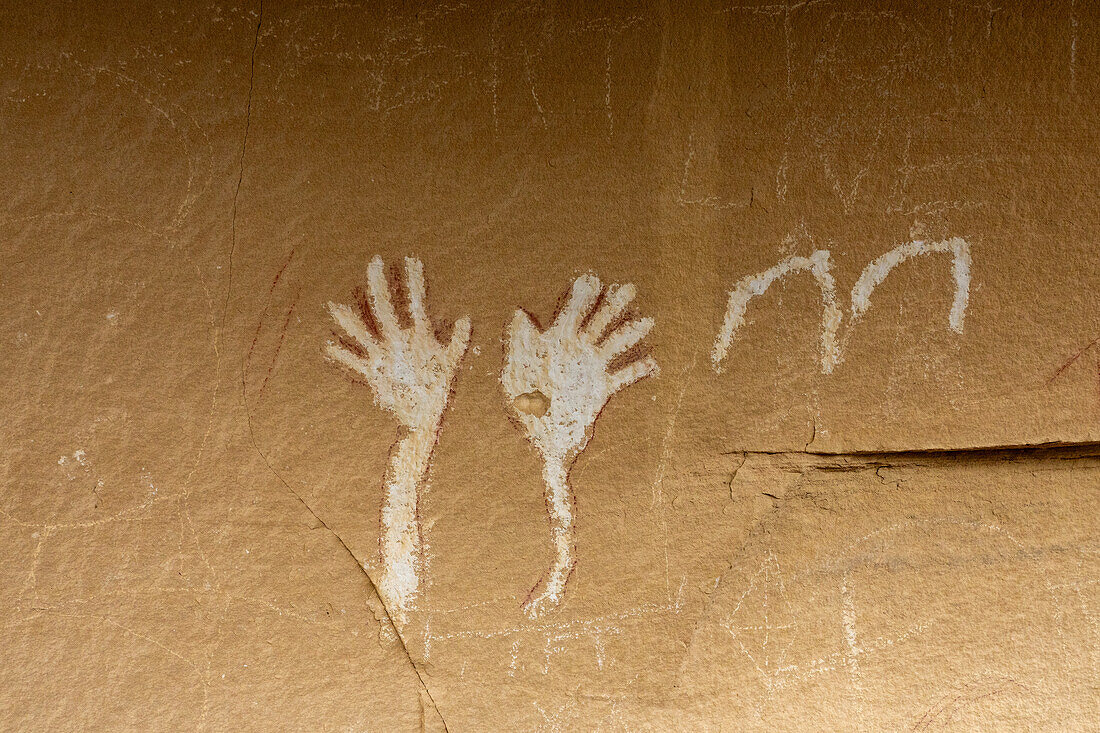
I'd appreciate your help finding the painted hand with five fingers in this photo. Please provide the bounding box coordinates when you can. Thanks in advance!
[326,256,471,435]
[325,255,470,624]
[503,273,659,617]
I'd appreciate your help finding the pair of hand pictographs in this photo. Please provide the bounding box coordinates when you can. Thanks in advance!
[326,257,658,624]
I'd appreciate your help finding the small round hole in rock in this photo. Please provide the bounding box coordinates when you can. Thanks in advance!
[513,390,550,416]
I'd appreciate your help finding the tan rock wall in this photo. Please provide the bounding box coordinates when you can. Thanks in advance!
[1,1,1097,730]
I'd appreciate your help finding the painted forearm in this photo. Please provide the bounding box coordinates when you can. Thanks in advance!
[524,457,576,617]
[378,425,437,622]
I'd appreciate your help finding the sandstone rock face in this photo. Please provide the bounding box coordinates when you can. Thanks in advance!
[2,2,1098,730]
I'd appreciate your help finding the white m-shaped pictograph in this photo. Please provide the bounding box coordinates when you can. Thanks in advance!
[849,237,971,333]
[712,249,843,374]
[712,238,972,373]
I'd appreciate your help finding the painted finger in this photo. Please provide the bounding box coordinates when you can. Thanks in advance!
[553,273,601,336]
[404,256,431,332]
[609,355,659,393]
[324,339,376,381]
[503,309,538,397]
[598,316,654,361]
[327,301,377,350]
[507,308,538,346]
[583,282,636,341]
[367,255,401,341]
[446,316,472,367]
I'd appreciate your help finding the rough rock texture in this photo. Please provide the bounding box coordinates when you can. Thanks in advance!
[2,1,1098,730]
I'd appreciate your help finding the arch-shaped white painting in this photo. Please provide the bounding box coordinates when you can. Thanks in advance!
[850,237,971,333]
[712,250,842,374]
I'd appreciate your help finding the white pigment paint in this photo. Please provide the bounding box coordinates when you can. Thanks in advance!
[850,237,971,333]
[503,274,658,618]
[712,249,842,374]
[325,255,470,625]
[840,571,867,726]
[59,449,90,471]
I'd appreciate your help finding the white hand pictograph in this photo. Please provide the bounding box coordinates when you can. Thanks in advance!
[325,255,471,625]
[503,274,659,617]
